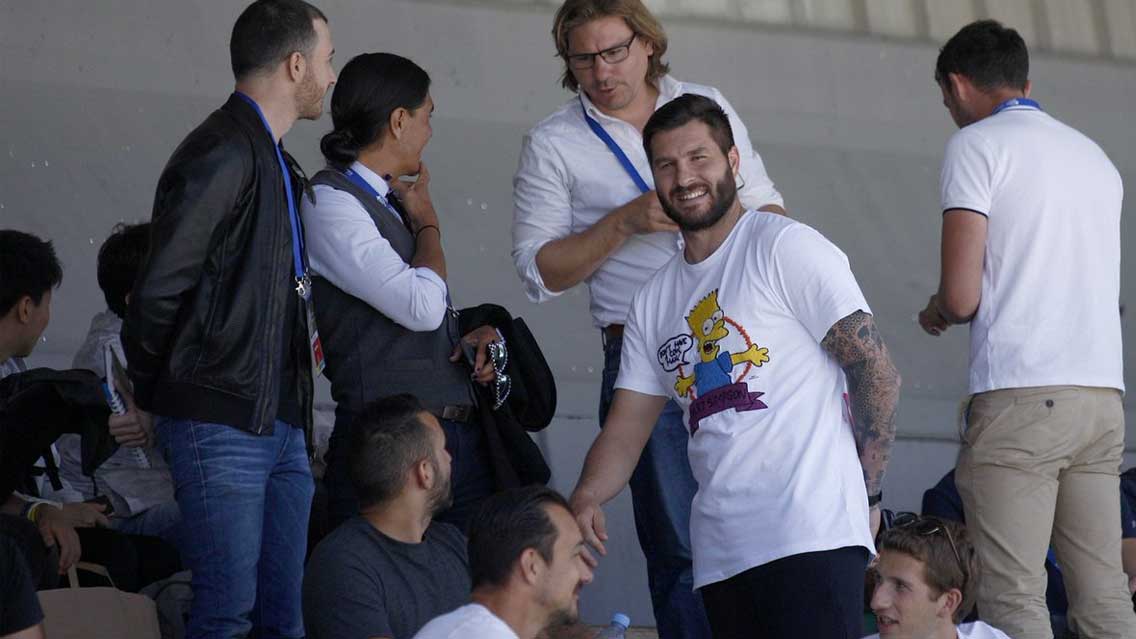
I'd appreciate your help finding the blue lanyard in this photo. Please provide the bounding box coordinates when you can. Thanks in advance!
[234,92,310,298]
[340,168,403,224]
[580,96,651,194]
[992,97,1042,115]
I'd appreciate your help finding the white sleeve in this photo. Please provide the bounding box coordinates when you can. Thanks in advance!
[614,296,670,397]
[770,225,871,342]
[303,187,449,332]
[713,88,784,210]
[940,129,994,216]
[512,131,574,303]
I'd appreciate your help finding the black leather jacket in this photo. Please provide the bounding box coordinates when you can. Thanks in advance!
[122,93,313,436]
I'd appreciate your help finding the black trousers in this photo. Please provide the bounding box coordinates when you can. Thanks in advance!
[700,545,868,639]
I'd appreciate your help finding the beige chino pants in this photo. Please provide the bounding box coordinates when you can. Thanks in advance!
[957,385,1136,639]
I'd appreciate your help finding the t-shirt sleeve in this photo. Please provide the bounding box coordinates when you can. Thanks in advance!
[940,129,994,216]
[770,224,871,342]
[302,544,392,639]
[614,295,670,398]
[0,534,44,636]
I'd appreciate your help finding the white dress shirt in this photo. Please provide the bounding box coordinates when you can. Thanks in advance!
[303,161,449,332]
[512,75,783,328]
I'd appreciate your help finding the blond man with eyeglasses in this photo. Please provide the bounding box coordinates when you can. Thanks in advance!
[511,3,784,636]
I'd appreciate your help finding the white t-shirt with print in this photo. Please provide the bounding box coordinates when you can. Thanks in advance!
[616,211,875,589]
[862,620,1013,639]
[412,604,519,639]
[940,105,1124,394]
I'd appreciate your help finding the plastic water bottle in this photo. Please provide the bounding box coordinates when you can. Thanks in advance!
[594,613,630,638]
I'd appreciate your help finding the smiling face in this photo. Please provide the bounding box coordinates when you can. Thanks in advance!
[871,550,958,639]
[536,504,594,628]
[566,16,654,115]
[650,120,740,233]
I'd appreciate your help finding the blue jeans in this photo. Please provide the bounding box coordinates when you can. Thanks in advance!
[112,500,183,553]
[600,333,711,639]
[324,415,494,533]
[156,418,314,639]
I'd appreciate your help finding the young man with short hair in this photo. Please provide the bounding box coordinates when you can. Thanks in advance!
[917,20,1133,639]
[0,229,149,581]
[571,94,899,638]
[413,486,595,639]
[121,1,336,635]
[868,516,1009,639]
[511,3,784,635]
[64,222,180,549]
[303,394,469,639]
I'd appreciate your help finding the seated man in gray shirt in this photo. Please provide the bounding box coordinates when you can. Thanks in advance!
[303,394,470,639]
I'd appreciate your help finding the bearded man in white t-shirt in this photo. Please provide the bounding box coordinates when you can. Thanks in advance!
[867,516,1010,639]
[569,94,901,638]
[917,20,1133,639]
[512,3,784,636]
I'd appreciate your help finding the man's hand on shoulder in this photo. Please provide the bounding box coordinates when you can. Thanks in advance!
[615,190,679,236]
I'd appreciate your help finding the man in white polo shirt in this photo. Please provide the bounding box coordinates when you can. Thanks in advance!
[511,2,782,636]
[571,94,900,638]
[917,20,1133,639]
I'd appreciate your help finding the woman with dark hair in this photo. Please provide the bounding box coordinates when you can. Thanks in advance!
[301,53,497,532]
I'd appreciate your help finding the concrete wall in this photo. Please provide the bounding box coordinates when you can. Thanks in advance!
[2,0,1135,626]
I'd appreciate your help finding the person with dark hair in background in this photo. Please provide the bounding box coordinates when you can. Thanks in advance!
[571,94,900,638]
[120,0,336,635]
[63,222,181,548]
[917,20,1132,639]
[413,485,595,639]
[868,517,1009,639]
[302,394,469,639]
[0,229,164,593]
[0,230,108,579]
[301,52,496,531]
[511,3,785,635]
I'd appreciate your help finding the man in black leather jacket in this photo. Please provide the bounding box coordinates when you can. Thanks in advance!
[121,2,335,637]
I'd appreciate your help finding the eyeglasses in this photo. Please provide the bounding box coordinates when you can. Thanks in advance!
[565,34,637,70]
[891,513,968,580]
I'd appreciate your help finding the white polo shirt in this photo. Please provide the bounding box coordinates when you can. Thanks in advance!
[512,75,783,328]
[616,211,874,588]
[940,105,1124,394]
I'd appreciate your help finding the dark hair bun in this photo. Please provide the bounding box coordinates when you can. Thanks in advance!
[320,127,359,167]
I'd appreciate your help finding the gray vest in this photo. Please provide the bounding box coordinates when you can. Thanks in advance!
[309,169,473,423]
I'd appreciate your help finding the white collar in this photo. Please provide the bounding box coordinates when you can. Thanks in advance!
[348,160,392,199]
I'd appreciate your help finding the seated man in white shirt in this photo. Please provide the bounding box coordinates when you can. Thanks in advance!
[869,516,1011,639]
[413,486,594,639]
[66,222,180,549]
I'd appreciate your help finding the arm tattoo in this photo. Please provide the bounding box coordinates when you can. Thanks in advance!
[820,310,901,498]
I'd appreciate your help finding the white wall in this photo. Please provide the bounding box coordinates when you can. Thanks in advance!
[3,0,1135,626]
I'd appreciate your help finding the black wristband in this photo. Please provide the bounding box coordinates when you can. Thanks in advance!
[415,224,440,240]
[867,492,883,507]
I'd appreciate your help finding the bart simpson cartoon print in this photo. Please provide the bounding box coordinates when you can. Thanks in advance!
[657,289,770,435]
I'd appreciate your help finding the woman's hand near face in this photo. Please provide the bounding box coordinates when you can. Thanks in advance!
[390,162,439,232]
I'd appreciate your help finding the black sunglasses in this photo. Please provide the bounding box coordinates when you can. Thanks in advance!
[891,512,968,580]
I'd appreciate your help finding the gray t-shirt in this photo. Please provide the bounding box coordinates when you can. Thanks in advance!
[303,516,470,639]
